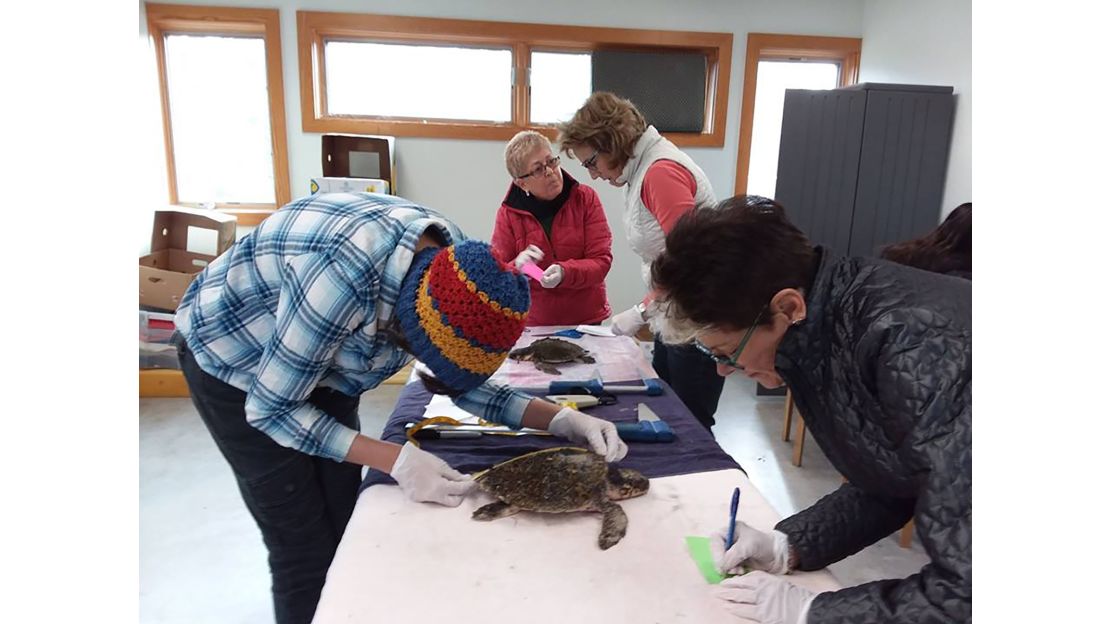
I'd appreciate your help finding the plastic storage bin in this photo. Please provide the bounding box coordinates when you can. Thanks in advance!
[140,310,177,344]
[140,310,180,369]
[140,342,180,369]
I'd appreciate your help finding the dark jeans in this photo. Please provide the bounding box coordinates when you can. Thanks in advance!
[653,336,725,431]
[175,336,362,624]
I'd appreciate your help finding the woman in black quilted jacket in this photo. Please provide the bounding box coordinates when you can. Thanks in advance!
[651,195,970,624]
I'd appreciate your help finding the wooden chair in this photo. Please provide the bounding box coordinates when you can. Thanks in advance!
[782,389,806,467]
[899,519,915,548]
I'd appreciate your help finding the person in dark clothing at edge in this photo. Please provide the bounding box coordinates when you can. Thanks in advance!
[881,202,972,280]
[651,195,970,624]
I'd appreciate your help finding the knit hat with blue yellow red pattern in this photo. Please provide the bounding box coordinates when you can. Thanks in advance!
[398,240,530,393]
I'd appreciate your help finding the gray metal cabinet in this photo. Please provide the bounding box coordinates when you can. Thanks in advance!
[773,83,955,257]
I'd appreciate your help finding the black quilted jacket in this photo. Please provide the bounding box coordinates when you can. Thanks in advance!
[773,248,971,624]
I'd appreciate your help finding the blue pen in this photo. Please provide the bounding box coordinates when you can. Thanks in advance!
[725,487,741,549]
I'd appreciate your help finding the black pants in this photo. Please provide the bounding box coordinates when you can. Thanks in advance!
[653,336,725,431]
[176,336,362,624]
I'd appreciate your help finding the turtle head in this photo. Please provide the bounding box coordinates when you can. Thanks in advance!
[606,465,650,500]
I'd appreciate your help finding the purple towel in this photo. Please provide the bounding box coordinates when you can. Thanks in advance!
[360,379,742,493]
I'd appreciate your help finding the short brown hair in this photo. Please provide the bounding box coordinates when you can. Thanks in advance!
[651,196,818,333]
[556,92,647,171]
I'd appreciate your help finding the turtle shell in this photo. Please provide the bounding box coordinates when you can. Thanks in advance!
[474,447,607,513]
[509,338,590,364]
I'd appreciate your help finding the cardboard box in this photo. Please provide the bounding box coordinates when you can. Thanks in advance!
[321,134,396,194]
[139,207,237,311]
[310,177,390,195]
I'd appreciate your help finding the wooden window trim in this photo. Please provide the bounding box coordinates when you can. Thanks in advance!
[146,3,291,225]
[297,11,733,147]
[733,33,862,195]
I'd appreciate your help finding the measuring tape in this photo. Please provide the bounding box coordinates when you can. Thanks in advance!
[405,415,553,447]
[405,416,465,447]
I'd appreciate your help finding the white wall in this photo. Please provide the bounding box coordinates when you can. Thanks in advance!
[140,0,868,310]
[859,0,971,219]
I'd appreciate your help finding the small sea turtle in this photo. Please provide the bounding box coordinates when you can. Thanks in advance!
[472,447,650,550]
[508,337,596,375]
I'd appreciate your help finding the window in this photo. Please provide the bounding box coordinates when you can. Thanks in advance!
[747,60,841,198]
[146,3,290,226]
[592,49,709,133]
[734,34,862,197]
[297,11,732,146]
[529,51,591,125]
[325,41,513,122]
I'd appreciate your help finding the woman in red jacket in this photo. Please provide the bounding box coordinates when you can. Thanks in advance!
[491,130,613,326]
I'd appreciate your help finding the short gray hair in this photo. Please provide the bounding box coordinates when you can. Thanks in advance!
[504,130,553,178]
[647,298,708,345]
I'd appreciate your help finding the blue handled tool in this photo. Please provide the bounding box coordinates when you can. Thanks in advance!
[545,394,619,408]
[531,328,585,339]
[547,376,664,396]
[614,403,675,443]
[725,487,741,549]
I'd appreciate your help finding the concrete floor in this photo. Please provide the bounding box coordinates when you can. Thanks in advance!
[139,374,929,623]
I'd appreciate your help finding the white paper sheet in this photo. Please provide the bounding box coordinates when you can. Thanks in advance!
[575,324,616,337]
[486,326,657,389]
[314,469,841,624]
[421,393,480,424]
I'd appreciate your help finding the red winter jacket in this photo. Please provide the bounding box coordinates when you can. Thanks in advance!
[490,170,613,326]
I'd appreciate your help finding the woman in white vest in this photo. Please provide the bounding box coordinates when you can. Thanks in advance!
[556,92,725,430]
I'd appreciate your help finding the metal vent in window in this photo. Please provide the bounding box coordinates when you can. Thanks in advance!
[591,49,707,132]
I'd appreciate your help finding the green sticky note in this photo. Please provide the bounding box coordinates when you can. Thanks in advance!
[685,536,726,584]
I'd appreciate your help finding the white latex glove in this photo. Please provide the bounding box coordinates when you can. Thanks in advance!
[513,244,544,269]
[540,264,564,288]
[710,521,791,575]
[547,407,628,462]
[714,571,817,624]
[609,304,646,336]
[388,442,477,506]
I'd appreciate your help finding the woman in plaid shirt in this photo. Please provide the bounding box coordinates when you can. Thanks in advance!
[174,192,627,624]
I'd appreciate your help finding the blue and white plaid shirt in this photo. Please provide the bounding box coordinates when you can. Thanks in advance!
[176,193,533,462]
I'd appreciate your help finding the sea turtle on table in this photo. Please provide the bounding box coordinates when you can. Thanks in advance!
[472,447,650,550]
[508,337,596,375]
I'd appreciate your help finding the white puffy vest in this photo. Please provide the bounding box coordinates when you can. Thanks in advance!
[620,126,717,286]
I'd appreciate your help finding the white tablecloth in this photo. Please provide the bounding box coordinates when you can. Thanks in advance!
[314,468,841,623]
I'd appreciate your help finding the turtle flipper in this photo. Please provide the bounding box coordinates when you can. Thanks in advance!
[472,501,521,521]
[597,501,628,549]
[535,362,561,375]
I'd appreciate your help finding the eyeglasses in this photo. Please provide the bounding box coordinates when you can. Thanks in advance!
[694,306,767,368]
[581,149,601,171]
[517,155,561,179]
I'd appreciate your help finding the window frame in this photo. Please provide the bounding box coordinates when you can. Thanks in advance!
[733,33,862,195]
[146,3,291,226]
[296,11,733,147]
